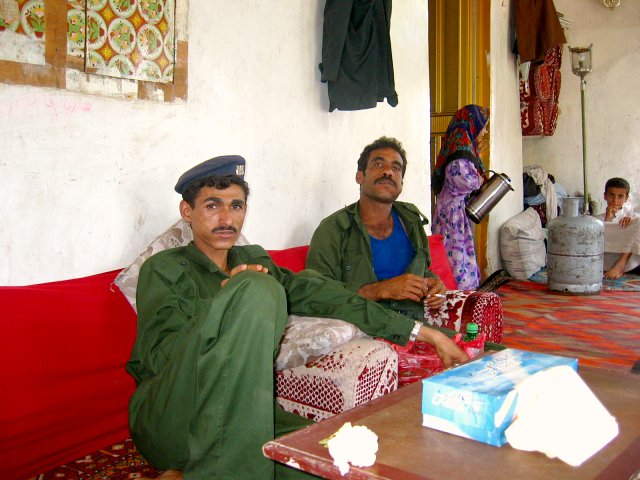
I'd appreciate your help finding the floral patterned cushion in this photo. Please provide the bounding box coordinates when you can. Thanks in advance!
[113,219,248,311]
[276,315,368,370]
[276,338,398,421]
[424,290,504,343]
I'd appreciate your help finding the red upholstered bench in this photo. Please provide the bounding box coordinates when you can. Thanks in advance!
[0,236,502,480]
[0,247,395,480]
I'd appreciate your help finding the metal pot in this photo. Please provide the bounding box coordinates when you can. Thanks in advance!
[465,171,514,223]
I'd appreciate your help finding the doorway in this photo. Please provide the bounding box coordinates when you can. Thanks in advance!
[428,0,491,279]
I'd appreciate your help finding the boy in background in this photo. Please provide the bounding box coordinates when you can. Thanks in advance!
[595,177,640,279]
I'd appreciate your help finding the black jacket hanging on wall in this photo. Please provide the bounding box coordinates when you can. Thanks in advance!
[320,0,398,112]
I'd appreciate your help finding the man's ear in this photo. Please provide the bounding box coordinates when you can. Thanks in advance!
[355,170,364,185]
[179,200,192,224]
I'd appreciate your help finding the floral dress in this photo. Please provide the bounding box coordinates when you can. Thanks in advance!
[432,158,482,289]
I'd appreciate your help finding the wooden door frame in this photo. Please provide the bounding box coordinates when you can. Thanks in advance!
[429,0,491,280]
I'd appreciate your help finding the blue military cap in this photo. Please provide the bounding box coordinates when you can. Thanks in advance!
[174,155,246,194]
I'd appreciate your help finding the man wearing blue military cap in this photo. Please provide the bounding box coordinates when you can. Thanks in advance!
[126,155,467,480]
[173,155,246,194]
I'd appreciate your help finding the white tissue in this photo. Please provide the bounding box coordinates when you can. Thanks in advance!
[505,365,618,466]
[326,422,378,475]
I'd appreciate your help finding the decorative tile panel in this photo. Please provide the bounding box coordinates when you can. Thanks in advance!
[0,0,46,39]
[67,0,86,59]
[0,0,22,34]
[1,0,184,98]
[87,0,175,83]
[0,0,45,64]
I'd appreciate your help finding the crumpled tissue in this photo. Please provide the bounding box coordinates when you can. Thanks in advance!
[325,422,378,475]
[505,365,619,466]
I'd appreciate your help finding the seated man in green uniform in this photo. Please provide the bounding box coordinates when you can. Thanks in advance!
[126,155,467,480]
[306,136,446,322]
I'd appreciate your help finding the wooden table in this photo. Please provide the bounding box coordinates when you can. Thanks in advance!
[264,366,640,479]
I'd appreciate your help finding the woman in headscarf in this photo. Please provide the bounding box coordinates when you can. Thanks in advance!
[431,105,489,290]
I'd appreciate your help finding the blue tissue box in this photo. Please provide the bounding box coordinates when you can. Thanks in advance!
[421,348,578,446]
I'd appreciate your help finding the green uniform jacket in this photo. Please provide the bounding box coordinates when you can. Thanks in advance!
[127,242,415,384]
[306,201,437,320]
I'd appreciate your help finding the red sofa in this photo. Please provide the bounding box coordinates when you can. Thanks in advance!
[0,236,502,479]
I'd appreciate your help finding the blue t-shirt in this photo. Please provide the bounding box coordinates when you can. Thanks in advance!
[370,209,415,280]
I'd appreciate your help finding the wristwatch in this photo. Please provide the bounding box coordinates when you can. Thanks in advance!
[409,321,423,342]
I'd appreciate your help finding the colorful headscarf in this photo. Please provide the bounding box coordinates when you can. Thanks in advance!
[431,104,489,194]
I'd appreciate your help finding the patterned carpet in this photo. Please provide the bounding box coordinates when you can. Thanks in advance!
[529,267,640,292]
[496,279,640,373]
[29,439,161,480]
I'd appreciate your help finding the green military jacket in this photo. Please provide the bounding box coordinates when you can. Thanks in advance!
[126,242,414,384]
[306,201,437,320]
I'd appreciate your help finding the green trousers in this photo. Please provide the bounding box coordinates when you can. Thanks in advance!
[129,272,318,479]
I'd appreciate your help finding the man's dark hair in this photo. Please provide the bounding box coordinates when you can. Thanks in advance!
[357,136,407,176]
[182,175,250,207]
[604,177,630,195]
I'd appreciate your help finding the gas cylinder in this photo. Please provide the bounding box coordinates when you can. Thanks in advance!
[547,197,604,294]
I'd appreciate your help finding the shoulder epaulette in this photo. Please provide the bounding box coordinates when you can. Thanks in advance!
[397,202,429,225]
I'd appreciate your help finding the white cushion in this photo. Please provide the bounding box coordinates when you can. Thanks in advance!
[275,315,368,371]
[499,208,546,279]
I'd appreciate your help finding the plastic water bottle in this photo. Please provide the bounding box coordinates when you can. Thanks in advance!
[464,323,482,358]
[465,323,479,341]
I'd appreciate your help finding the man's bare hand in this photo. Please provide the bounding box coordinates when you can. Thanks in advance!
[418,327,468,368]
[221,264,269,287]
[605,206,618,222]
[619,216,633,228]
[358,273,428,302]
[423,277,446,310]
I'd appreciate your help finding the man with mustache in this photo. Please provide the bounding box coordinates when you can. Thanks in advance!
[307,136,447,323]
[126,155,467,480]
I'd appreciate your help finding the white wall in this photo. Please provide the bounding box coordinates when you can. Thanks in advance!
[522,0,640,214]
[0,0,432,285]
[486,0,524,274]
